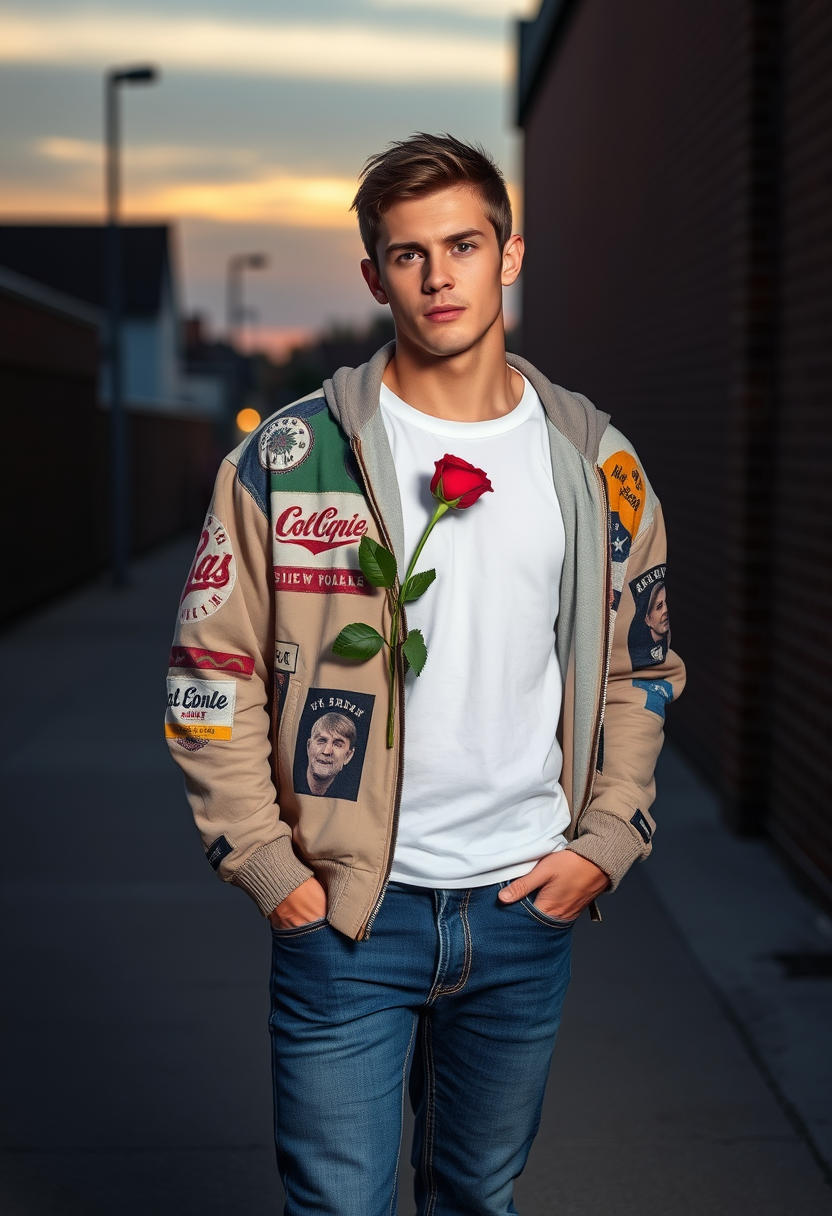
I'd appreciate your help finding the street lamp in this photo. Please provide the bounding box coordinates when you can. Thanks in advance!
[226,252,268,348]
[105,64,159,587]
[226,253,268,436]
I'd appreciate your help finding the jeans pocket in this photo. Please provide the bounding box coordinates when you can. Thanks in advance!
[520,894,579,929]
[270,916,329,938]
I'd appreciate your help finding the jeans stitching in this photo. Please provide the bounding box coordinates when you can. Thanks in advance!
[435,890,473,996]
[520,899,577,929]
[426,891,449,1006]
[389,1012,418,1216]
[421,1014,438,1216]
[270,918,329,939]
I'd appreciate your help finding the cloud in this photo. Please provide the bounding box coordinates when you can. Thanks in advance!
[36,137,259,172]
[0,11,509,83]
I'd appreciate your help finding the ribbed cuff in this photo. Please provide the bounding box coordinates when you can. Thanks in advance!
[231,836,315,916]
[567,808,649,890]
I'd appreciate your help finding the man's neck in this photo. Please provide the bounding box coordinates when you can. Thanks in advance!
[382,324,523,423]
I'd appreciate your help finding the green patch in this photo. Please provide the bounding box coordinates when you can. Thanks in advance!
[270,408,362,495]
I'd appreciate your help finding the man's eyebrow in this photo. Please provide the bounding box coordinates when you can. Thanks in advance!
[384,228,486,256]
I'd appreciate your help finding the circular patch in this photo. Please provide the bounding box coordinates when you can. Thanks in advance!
[179,515,237,624]
[258,416,314,474]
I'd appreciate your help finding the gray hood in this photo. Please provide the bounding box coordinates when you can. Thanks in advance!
[323,341,610,464]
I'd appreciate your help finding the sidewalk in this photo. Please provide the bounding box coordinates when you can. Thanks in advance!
[1,538,830,1215]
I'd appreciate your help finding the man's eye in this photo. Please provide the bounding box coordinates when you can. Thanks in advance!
[455,243,474,253]
[398,251,419,262]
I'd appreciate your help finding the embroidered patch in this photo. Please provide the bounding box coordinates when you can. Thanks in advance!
[275,641,299,674]
[165,677,237,742]
[206,835,233,870]
[627,564,669,670]
[603,451,646,547]
[273,491,374,595]
[258,416,314,474]
[169,646,254,677]
[175,736,208,752]
[292,687,375,802]
[609,511,632,563]
[179,516,237,624]
[632,678,674,718]
[631,809,652,843]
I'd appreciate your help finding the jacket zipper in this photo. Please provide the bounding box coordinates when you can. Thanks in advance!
[351,435,405,939]
[577,466,613,819]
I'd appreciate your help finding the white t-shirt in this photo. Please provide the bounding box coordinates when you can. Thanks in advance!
[380,374,570,888]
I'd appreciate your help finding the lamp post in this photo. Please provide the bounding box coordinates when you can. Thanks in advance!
[106,64,159,586]
[226,252,268,431]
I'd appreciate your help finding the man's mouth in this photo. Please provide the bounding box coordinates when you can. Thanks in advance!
[425,305,465,323]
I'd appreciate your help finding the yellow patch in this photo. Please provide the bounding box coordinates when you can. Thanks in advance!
[602,451,645,544]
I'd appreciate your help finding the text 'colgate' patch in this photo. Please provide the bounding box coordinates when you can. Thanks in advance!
[273,492,370,559]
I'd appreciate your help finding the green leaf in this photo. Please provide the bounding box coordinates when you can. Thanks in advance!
[401,628,427,676]
[402,568,436,603]
[332,622,385,661]
[357,535,397,588]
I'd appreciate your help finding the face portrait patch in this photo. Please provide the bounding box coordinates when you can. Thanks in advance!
[273,491,374,596]
[627,565,670,669]
[258,416,315,474]
[165,677,236,743]
[292,687,375,802]
[179,516,237,624]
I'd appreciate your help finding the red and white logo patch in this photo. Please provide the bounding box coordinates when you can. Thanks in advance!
[272,492,373,595]
[180,515,237,623]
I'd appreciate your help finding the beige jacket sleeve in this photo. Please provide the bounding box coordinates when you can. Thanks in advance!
[568,443,686,888]
[165,457,313,914]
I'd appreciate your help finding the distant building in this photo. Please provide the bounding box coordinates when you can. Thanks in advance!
[0,224,223,418]
[517,0,832,909]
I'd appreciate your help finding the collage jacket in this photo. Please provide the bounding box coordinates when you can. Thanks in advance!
[165,343,685,939]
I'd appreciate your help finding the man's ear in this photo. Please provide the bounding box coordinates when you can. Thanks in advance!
[361,258,389,305]
[343,748,355,767]
[500,234,524,287]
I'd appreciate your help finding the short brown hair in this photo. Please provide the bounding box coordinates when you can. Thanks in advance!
[310,712,356,749]
[352,132,513,264]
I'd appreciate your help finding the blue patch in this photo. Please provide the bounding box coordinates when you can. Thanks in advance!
[237,432,268,517]
[237,398,328,517]
[612,588,621,613]
[630,809,652,843]
[206,835,233,870]
[632,678,673,718]
[609,511,632,562]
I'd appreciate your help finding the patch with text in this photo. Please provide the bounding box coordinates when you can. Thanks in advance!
[165,677,236,743]
[273,491,374,595]
[275,641,299,674]
[292,687,375,802]
[259,416,314,474]
[627,564,669,669]
[179,516,236,624]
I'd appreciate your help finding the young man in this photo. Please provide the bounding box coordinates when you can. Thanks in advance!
[166,133,684,1215]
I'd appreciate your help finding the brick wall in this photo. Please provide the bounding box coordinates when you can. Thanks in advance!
[1,290,219,626]
[520,0,832,905]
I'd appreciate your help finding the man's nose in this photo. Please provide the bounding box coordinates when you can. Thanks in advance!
[423,256,453,294]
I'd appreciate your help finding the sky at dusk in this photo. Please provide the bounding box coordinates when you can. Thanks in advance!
[1,0,537,353]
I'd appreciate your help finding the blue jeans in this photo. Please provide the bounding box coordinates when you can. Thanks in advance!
[268,881,574,1216]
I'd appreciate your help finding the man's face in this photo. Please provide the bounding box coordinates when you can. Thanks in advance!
[307,724,354,782]
[645,588,669,640]
[361,185,523,359]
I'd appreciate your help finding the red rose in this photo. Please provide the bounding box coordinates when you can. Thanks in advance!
[430,454,493,509]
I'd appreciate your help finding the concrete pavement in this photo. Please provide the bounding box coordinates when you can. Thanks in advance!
[1,537,830,1215]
